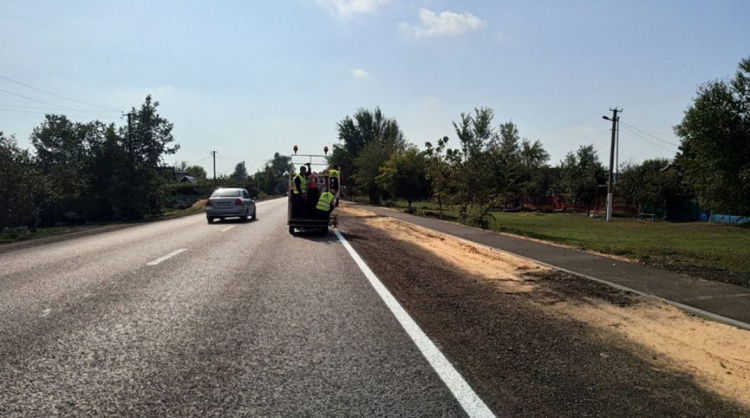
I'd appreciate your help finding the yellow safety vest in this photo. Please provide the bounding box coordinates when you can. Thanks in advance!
[316,192,335,211]
[293,174,307,195]
[329,169,340,178]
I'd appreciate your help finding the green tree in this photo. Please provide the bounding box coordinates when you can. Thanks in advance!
[452,107,497,218]
[559,144,607,210]
[30,115,94,220]
[231,161,248,182]
[617,159,694,219]
[0,133,50,229]
[331,107,406,203]
[675,56,750,215]
[425,136,461,218]
[186,165,208,180]
[113,95,179,219]
[376,146,430,212]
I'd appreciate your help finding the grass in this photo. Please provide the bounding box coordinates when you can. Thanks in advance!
[389,200,750,286]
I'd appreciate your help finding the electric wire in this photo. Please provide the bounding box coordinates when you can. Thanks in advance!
[620,122,679,147]
[621,125,677,153]
[544,129,611,147]
[0,88,116,119]
[0,107,118,119]
[0,74,122,112]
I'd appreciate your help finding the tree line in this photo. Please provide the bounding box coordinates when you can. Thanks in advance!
[1,95,293,230]
[332,56,750,221]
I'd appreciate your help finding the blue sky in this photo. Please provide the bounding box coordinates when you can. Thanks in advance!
[1,0,748,175]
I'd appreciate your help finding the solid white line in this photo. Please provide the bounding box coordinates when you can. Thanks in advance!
[334,230,496,418]
[147,248,187,266]
[221,226,235,232]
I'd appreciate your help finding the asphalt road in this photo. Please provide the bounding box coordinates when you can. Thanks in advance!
[0,198,466,417]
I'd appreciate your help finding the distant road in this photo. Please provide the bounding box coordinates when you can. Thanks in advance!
[0,198,467,417]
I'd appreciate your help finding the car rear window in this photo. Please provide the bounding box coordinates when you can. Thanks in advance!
[211,189,241,197]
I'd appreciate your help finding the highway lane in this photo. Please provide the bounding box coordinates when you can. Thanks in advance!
[0,198,468,417]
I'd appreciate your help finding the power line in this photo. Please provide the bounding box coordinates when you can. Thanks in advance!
[527,113,600,138]
[0,107,118,119]
[621,91,692,108]
[621,124,677,153]
[620,121,679,147]
[544,129,611,147]
[0,88,116,118]
[0,74,122,112]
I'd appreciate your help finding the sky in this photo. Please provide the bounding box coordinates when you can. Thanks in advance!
[1,0,749,176]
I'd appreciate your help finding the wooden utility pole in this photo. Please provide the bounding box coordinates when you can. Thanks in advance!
[604,108,621,222]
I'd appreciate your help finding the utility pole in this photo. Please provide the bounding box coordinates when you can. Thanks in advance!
[211,151,217,181]
[126,112,133,161]
[603,108,621,222]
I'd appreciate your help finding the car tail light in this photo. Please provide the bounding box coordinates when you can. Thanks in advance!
[234,198,243,206]
[206,200,212,207]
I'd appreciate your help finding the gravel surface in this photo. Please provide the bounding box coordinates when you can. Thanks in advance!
[337,210,748,417]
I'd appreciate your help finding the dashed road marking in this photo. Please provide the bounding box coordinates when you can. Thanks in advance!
[40,309,51,318]
[147,248,187,266]
[334,229,496,418]
[221,226,235,232]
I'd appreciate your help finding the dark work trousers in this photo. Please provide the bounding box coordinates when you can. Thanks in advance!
[292,193,305,218]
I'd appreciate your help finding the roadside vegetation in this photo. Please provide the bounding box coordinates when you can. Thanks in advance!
[329,56,750,286]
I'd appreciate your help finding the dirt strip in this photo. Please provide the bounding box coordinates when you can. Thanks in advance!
[337,206,749,417]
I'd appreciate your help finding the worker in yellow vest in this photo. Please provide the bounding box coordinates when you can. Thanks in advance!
[328,164,341,207]
[292,166,308,217]
[315,188,336,219]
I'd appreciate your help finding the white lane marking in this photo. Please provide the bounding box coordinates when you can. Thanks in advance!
[221,226,235,232]
[334,230,496,418]
[40,308,51,318]
[147,248,187,266]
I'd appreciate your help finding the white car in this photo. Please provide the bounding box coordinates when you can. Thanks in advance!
[205,188,256,223]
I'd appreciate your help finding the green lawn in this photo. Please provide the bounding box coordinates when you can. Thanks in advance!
[390,200,750,286]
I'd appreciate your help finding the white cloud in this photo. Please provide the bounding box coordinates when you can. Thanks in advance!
[315,0,389,18]
[400,8,486,39]
[351,69,371,79]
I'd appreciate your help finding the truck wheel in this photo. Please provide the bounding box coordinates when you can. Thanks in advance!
[207,217,214,224]
[321,227,329,235]
[288,226,295,235]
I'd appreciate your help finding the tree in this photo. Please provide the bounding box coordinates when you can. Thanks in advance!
[617,159,694,219]
[425,136,461,218]
[559,145,607,210]
[231,161,248,182]
[30,115,93,220]
[675,56,750,215]
[0,133,50,229]
[186,165,207,180]
[331,107,406,203]
[376,146,430,212]
[113,95,179,219]
[452,107,497,217]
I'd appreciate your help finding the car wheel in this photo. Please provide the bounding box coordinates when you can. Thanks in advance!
[288,226,295,235]
[251,207,257,220]
[207,217,214,224]
[243,208,249,222]
[321,226,329,235]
